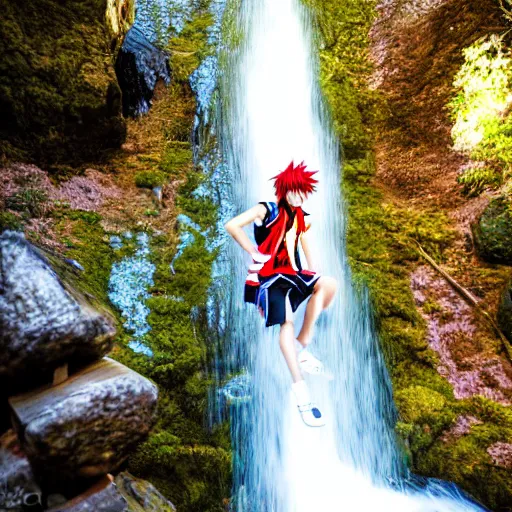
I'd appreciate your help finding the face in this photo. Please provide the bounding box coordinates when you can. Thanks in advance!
[285,190,306,207]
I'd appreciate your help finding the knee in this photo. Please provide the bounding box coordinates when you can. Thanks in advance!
[280,320,294,330]
[325,276,338,292]
[318,276,338,307]
[316,276,338,295]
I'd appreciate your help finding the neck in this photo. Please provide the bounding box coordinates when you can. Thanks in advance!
[279,198,300,214]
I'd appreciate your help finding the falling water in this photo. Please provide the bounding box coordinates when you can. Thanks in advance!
[210,0,488,510]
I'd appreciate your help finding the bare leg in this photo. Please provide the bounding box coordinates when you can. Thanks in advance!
[296,276,338,348]
[280,320,303,383]
[279,292,304,382]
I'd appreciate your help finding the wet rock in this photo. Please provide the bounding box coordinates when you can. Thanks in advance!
[45,473,176,512]
[8,358,158,487]
[46,475,127,512]
[472,197,512,265]
[115,26,171,117]
[115,472,177,511]
[0,231,116,382]
[0,430,43,511]
[47,494,68,509]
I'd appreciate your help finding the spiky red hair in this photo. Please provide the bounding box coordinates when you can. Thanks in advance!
[270,161,319,202]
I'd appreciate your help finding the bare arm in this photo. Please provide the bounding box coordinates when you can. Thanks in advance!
[224,203,268,256]
[300,226,316,271]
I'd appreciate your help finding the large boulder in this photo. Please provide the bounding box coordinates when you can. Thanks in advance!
[8,358,158,487]
[0,0,134,166]
[472,197,512,265]
[0,231,116,384]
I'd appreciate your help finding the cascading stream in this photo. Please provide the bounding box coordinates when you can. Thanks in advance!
[211,0,487,510]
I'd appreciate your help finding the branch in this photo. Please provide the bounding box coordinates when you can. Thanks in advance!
[414,240,512,362]
[499,0,512,22]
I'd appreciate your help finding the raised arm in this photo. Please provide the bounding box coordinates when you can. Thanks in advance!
[224,203,268,256]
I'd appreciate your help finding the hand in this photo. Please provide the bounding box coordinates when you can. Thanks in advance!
[251,250,271,264]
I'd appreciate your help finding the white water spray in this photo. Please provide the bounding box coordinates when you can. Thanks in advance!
[213,0,487,510]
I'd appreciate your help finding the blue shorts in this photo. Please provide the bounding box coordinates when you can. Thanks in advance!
[244,271,321,327]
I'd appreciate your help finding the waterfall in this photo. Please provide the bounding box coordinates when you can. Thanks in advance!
[209,0,487,510]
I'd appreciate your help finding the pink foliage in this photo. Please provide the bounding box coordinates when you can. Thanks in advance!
[0,164,121,212]
[410,266,512,404]
[0,163,59,204]
[441,415,482,442]
[58,169,122,211]
[487,443,512,469]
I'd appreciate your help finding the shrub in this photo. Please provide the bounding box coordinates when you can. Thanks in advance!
[457,165,502,197]
[449,34,512,194]
[5,188,50,217]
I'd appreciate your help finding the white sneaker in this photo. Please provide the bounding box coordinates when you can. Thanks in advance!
[292,380,326,427]
[297,346,334,380]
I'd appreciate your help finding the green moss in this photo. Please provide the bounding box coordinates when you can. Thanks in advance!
[176,168,217,230]
[457,165,502,197]
[305,0,382,158]
[417,429,512,511]
[167,13,215,83]
[5,188,50,218]
[395,386,447,423]
[0,211,23,232]
[0,0,126,166]
[129,421,231,512]
[160,142,193,173]
[135,170,167,189]
[422,299,443,314]
[52,209,115,307]
[121,194,228,510]
[498,282,512,342]
[66,210,102,225]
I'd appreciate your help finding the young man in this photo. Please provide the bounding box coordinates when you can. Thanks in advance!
[224,161,338,427]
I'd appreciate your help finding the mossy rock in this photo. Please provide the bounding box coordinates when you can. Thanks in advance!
[417,433,512,511]
[473,197,512,265]
[0,0,131,166]
[497,280,512,343]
